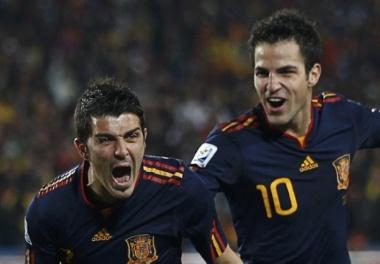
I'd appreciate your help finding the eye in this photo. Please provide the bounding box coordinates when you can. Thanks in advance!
[128,133,138,139]
[255,68,268,78]
[125,131,141,142]
[97,136,113,144]
[281,71,294,76]
[277,67,297,76]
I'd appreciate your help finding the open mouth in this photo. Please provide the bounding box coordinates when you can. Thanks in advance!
[267,97,286,108]
[112,166,131,184]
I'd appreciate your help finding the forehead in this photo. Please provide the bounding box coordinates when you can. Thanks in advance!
[254,40,305,69]
[90,113,141,135]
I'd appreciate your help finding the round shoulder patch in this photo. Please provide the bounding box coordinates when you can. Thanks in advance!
[191,143,218,168]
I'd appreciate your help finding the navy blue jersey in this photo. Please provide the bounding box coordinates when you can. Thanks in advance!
[25,155,227,264]
[191,93,380,264]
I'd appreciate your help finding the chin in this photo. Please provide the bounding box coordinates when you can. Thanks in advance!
[115,188,135,199]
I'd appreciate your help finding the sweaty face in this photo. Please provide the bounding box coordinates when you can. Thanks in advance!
[81,113,146,204]
[254,40,320,136]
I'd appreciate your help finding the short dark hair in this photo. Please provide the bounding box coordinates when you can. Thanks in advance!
[248,9,322,73]
[74,77,145,143]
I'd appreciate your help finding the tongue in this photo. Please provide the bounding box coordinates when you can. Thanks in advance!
[114,175,130,183]
[112,166,131,183]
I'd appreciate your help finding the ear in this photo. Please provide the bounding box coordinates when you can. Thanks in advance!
[308,63,322,88]
[74,138,88,160]
[143,128,148,144]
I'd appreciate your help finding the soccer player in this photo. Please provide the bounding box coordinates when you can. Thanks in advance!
[24,78,242,263]
[191,9,380,264]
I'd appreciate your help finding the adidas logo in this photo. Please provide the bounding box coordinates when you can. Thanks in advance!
[299,155,319,172]
[91,228,112,242]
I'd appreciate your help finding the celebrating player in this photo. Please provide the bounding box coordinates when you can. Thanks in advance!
[191,9,380,263]
[24,78,241,263]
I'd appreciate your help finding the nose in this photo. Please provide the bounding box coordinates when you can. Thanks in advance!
[267,73,281,92]
[114,138,129,159]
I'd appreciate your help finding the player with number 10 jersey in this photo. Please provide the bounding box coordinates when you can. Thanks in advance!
[191,93,380,263]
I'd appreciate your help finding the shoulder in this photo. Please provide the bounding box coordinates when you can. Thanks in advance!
[312,92,351,117]
[312,91,364,111]
[28,165,80,218]
[312,91,344,108]
[25,165,81,243]
[191,110,258,168]
[140,156,210,212]
[141,155,186,186]
[198,109,259,158]
[37,165,79,198]
[313,91,376,116]
[210,109,259,136]
[141,155,208,198]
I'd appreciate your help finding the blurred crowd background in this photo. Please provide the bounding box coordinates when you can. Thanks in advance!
[0,0,379,252]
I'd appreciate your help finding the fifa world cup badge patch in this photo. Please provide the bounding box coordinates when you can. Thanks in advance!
[332,154,351,190]
[24,218,32,245]
[126,234,158,264]
[191,143,218,168]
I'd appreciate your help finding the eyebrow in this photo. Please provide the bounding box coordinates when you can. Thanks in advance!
[95,127,142,138]
[277,65,298,72]
[254,66,267,72]
[124,127,143,137]
[255,65,298,71]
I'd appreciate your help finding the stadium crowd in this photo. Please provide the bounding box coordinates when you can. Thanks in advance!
[0,0,379,251]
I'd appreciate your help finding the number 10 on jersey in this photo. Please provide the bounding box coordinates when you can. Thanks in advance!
[256,177,298,218]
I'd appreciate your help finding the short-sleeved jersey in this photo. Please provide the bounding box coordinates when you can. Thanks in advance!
[191,93,380,264]
[25,155,227,264]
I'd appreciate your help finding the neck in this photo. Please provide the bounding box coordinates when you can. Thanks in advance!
[283,104,312,138]
[283,119,310,138]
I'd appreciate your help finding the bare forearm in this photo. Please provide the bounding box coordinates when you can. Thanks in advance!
[214,245,242,264]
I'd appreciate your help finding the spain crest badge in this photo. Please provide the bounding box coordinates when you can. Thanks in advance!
[126,234,158,264]
[332,154,351,190]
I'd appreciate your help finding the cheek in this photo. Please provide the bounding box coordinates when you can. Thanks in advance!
[293,85,311,105]
[136,147,145,160]
[90,147,113,162]
[291,78,308,93]
[131,146,145,165]
[254,80,265,94]
[91,155,108,169]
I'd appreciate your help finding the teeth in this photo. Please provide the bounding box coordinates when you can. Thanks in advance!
[114,175,130,184]
[268,98,283,102]
[267,97,285,107]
